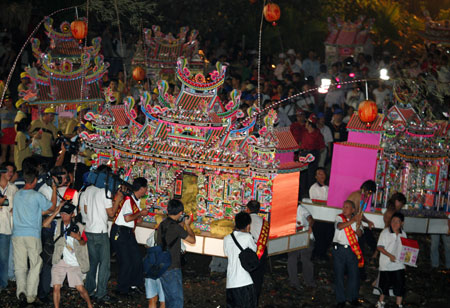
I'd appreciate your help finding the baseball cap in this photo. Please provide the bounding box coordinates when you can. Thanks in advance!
[44,107,57,114]
[60,202,76,215]
[308,114,318,124]
[334,108,343,115]
[20,72,30,79]
[15,99,25,108]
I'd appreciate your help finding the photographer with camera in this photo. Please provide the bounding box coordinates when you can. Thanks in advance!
[0,162,18,291]
[12,168,58,305]
[110,177,149,297]
[156,199,196,308]
[46,202,93,308]
[81,164,122,304]
[37,165,78,303]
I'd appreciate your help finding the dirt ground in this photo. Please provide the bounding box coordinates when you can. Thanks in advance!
[0,232,448,308]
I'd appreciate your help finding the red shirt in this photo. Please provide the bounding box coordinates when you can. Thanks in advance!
[290,122,305,144]
[299,129,325,151]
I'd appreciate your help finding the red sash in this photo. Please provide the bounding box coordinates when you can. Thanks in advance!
[256,219,270,259]
[63,187,76,200]
[339,214,364,268]
[113,196,141,230]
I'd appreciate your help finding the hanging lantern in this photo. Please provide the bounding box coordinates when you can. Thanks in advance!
[132,66,146,82]
[70,20,88,43]
[358,100,378,127]
[263,3,281,25]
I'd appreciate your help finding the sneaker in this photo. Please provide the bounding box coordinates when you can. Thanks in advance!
[130,285,144,295]
[397,305,403,308]
[376,301,385,308]
[372,287,382,295]
[97,295,116,304]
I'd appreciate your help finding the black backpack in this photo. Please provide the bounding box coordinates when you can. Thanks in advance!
[230,232,260,273]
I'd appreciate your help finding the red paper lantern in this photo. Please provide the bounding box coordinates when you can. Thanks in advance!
[358,100,378,127]
[132,66,146,82]
[263,3,281,23]
[70,20,88,41]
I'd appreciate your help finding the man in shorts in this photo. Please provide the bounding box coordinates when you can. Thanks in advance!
[49,202,92,308]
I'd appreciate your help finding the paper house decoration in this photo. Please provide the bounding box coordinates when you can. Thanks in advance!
[397,237,419,267]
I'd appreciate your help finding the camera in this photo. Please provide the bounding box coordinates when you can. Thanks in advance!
[66,223,79,235]
[55,131,81,155]
[0,192,8,206]
[43,171,68,187]
[177,213,190,223]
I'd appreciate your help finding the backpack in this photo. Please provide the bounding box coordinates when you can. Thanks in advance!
[143,220,178,279]
[230,232,260,273]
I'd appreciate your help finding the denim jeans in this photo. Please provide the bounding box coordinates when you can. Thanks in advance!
[160,268,183,308]
[332,244,360,303]
[0,234,11,288]
[431,234,450,269]
[85,232,110,299]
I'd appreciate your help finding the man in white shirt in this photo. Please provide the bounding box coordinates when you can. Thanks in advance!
[287,204,315,288]
[0,162,18,290]
[332,200,363,308]
[110,177,149,297]
[246,200,269,305]
[81,165,121,304]
[224,212,257,308]
[309,168,329,201]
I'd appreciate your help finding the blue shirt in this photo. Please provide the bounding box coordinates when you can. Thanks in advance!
[12,189,52,238]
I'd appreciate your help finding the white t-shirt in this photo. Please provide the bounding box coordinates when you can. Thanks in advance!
[39,185,79,209]
[296,204,314,240]
[249,213,263,244]
[0,182,18,235]
[57,222,79,267]
[373,88,390,108]
[332,215,362,245]
[82,186,112,233]
[224,231,256,289]
[309,183,329,201]
[377,227,407,271]
[114,195,139,228]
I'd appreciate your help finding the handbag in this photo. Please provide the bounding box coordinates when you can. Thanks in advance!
[230,232,259,273]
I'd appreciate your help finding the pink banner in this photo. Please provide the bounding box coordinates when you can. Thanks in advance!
[275,152,294,164]
[328,144,378,209]
[347,131,381,146]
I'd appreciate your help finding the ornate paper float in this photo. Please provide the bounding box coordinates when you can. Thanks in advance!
[83,58,311,255]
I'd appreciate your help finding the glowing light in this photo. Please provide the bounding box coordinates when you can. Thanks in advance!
[271,64,276,69]
[380,68,390,80]
[318,78,331,94]
[349,72,355,78]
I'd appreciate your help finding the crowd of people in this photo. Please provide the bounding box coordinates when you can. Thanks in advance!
[0,21,449,308]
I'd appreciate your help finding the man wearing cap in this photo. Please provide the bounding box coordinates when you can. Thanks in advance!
[0,95,16,163]
[290,109,307,145]
[298,114,325,199]
[30,107,58,165]
[45,202,92,308]
[18,72,31,94]
[286,49,302,74]
[14,99,29,132]
[65,104,88,137]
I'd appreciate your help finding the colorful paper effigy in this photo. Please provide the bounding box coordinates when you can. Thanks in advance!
[82,58,309,238]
